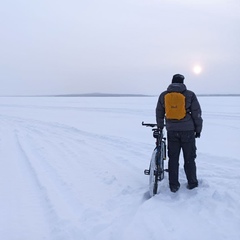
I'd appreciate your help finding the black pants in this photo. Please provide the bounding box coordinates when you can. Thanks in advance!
[167,131,198,188]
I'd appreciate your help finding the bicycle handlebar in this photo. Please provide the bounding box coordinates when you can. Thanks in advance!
[142,121,158,128]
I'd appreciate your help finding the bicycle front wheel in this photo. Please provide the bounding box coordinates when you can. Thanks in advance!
[149,149,158,197]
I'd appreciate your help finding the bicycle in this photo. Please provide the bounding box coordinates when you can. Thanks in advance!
[142,121,168,197]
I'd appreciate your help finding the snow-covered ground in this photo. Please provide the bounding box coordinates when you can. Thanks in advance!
[0,96,239,240]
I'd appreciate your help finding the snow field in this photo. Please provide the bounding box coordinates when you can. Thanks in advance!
[0,96,239,240]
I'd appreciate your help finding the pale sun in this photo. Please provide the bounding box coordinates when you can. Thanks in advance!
[193,65,202,75]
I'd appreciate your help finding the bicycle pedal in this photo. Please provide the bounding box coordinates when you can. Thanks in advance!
[144,169,150,175]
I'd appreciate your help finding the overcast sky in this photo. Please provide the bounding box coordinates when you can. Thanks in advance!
[0,0,239,95]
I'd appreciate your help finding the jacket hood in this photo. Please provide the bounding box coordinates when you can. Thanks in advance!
[167,83,187,93]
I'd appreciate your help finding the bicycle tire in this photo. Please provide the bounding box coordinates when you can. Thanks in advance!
[158,143,165,181]
[149,149,159,197]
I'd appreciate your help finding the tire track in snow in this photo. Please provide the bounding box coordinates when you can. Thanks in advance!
[0,113,147,185]
[0,125,52,240]
[15,131,87,240]
[0,115,91,239]
[0,114,146,239]
[14,128,94,240]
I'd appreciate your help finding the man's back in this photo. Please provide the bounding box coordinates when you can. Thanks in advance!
[156,81,202,133]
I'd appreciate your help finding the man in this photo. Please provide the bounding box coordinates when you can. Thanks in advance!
[156,74,203,192]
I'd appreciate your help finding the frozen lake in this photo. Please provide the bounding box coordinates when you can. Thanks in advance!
[0,96,239,240]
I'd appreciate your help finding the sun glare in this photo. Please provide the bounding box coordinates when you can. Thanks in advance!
[193,65,202,75]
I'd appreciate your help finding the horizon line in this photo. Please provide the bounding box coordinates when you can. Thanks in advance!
[0,93,240,97]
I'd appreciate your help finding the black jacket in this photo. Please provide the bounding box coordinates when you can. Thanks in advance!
[156,83,203,133]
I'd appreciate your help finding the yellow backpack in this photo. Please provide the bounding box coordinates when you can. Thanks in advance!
[164,92,186,120]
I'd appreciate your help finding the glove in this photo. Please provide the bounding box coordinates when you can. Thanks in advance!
[157,124,164,130]
[195,132,201,138]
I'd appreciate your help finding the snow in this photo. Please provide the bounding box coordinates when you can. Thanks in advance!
[0,96,239,240]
